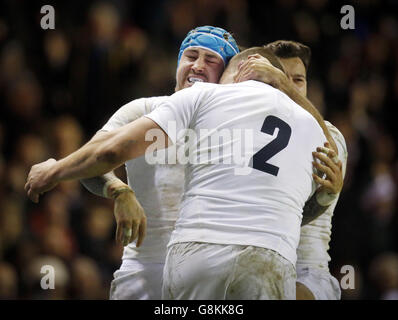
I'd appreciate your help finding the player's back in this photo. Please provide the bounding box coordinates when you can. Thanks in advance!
[156,80,328,265]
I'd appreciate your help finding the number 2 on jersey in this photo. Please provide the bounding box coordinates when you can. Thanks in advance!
[250,115,292,176]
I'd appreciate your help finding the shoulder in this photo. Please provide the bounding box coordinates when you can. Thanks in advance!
[100,97,152,132]
[145,95,171,112]
[169,83,218,106]
[188,82,219,97]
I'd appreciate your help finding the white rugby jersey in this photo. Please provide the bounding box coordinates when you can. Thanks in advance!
[102,96,184,263]
[296,121,348,270]
[146,80,327,266]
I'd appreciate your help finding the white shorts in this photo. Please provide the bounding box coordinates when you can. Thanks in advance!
[296,266,341,300]
[162,242,296,300]
[109,259,164,300]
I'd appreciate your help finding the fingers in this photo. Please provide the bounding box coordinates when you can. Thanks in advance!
[115,218,131,246]
[117,226,132,246]
[235,60,251,82]
[25,177,40,203]
[247,54,261,60]
[24,180,30,192]
[247,54,269,63]
[312,151,339,173]
[131,214,147,247]
[312,173,333,189]
[115,223,124,245]
[27,188,39,203]
[312,160,334,179]
[235,69,252,83]
[131,222,139,246]
[312,146,344,194]
[114,193,147,247]
[136,217,147,248]
[115,215,146,247]
[25,159,58,203]
[235,59,262,82]
[123,228,132,246]
[316,146,339,164]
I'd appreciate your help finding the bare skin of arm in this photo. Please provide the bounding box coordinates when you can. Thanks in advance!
[25,117,166,198]
[25,117,168,246]
[296,282,316,300]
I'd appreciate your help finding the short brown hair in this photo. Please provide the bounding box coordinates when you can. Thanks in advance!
[265,40,311,71]
[228,46,285,73]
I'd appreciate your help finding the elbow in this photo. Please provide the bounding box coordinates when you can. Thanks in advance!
[96,134,137,166]
[96,142,126,166]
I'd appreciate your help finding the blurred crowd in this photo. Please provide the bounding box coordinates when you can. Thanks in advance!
[0,0,398,300]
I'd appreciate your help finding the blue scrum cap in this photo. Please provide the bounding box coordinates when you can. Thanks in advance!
[177,26,240,66]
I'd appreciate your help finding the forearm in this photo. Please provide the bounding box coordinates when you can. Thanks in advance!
[278,77,337,154]
[48,117,162,184]
[301,193,329,226]
[49,132,134,184]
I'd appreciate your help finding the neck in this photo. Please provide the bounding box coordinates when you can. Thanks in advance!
[219,70,235,84]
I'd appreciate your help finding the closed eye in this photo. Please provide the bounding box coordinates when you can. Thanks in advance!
[206,59,218,64]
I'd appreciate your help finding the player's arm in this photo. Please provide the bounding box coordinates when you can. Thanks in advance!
[80,162,147,247]
[301,142,344,225]
[26,86,196,199]
[79,131,123,197]
[234,55,338,154]
[25,117,170,202]
[80,171,120,197]
[80,98,150,198]
[301,195,329,226]
[79,98,153,246]
[25,85,198,201]
[25,117,165,246]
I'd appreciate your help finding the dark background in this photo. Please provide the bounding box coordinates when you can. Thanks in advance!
[0,0,397,299]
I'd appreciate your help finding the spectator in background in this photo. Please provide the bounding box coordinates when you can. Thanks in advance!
[369,253,398,300]
[0,0,398,300]
[0,197,25,262]
[23,256,70,299]
[70,255,108,299]
[6,134,49,196]
[0,262,18,299]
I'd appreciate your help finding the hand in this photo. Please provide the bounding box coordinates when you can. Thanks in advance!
[234,54,286,88]
[25,158,58,203]
[113,189,147,247]
[312,142,343,198]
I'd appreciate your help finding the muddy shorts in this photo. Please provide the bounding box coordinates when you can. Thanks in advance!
[162,242,296,300]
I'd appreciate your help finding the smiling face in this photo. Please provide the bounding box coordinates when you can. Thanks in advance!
[175,47,225,92]
[279,57,307,97]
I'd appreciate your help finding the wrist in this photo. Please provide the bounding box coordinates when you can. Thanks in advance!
[278,74,291,93]
[315,189,338,207]
[48,160,61,184]
[104,180,133,199]
[110,186,135,200]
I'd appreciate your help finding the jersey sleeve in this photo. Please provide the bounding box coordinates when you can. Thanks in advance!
[100,98,149,132]
[144,84,207,144]
[325,121,348,178]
